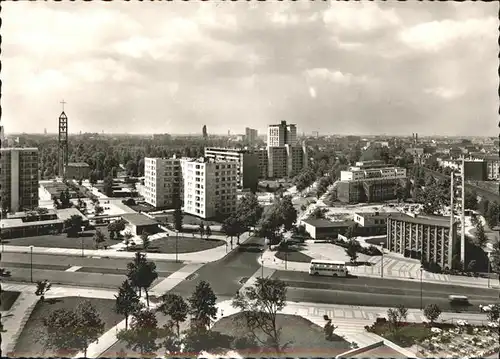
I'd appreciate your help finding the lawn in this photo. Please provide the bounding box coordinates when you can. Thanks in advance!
[11,297,124,358]
[0,291,20,311]
[367,320,433,348]
[155,213,222,227]
[275,248,313,263]
[211,312,351,356]
[4,225,126,250]
[127,237,226,254]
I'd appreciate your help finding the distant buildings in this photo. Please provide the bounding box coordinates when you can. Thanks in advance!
[0,148,39,213]
[266,121,307,178]
[337,161,407,203]
[180,157,238,219]
[463,159,487,181]
[65,162,90,180]
[204,147,259,192]
[386,213,458,270]
[245,127,258,144]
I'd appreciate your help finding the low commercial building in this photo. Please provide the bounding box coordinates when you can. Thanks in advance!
[0,208,89,239]
[386,213,458,270]
[301,218,355,239]
[353,212,390,236]
[65,162,90,180]
[121,213,160,235]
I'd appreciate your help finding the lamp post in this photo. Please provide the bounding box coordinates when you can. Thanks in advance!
[29,245,34,283]
[81,236,84,258]
[380,241,385,278]
[420,266,423,310]
[175,230,179,263]
[487,251,491,289]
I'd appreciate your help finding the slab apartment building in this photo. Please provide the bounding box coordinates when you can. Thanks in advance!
[0,148,39,213]
[144,156,238,219]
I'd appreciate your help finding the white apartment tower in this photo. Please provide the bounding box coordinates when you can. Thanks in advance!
[144,157,182,209]
[0,148,39,212]
[181,158,238,219]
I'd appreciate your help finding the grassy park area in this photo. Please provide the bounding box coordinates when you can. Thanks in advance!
[275,247,313,263]
[11,297,123,358]
[128,237,226,254]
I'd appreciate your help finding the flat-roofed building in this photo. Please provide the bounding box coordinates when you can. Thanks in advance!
[245,127,258,144]
[65,162,90,179]
[121,213,160,235]
[353,211,391,236]
[301,218,355,239]
[204,147,259,192]
[0,147,39,213]
[337,177,408,204]
[144,156,182,209]
[181,157,238,219]
[253,148,269,179]
[386,213,458,270]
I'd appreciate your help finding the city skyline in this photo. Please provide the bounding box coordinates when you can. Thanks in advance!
[3,1,498,136]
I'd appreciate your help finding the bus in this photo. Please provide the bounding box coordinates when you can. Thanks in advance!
[449,295,469,305]
[309,259,348,277]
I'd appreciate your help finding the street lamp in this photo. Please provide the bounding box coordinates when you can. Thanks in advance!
[29,245,34,283]
[420,266,423,310]
[487,252,491,288]
[81,235,84,258]
[380,241,385,278]
[175,230,179,263]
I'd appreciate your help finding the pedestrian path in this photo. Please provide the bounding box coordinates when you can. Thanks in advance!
[1,292,39,355]
[259,249,499,289]
[149,263,204,297]
[238,267,276,295]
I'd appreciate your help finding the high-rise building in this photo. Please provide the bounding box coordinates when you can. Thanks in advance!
[267,120,297,147]
[0,148,39,213]
[202,125,208,139]
[204,147,259,192]
[266,121,306,178]
[144,156,182,209]
[245,127,258,144]
[180,158,238,219]
[0,125,5,147]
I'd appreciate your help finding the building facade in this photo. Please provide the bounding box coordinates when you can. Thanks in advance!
[463,160,487,181]
[204,147,259,192]
[143,157,182,209]
[337,177,407,204]
[65,162,91,179]
[180,158,238,219]
[0,148,39,213]
[386,213,458,270]
[267,120,297,147]
[245,127,258,144]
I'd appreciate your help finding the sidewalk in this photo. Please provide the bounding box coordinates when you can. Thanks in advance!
[259,249,500,289]
[2,231,252,264]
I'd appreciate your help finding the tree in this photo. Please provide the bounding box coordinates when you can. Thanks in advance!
[236,192,264,231]
[158,323,181,355]
[115,280,142,330]
[40,300,104,357]
[464,190,478,210]
[205,225,212,239]
[486,304,500,323]
[485,201,499,229]
[64,215,83,237]
[93,229,106,249]
[126,252,158,306]
[117,309,159,356]
[232,277,287,353]
[158,293,189,337]
[103,176,114,197]
[35,280,52,302]
[394,181,407,203]
[387,308,399,333]
[490,239,500,285]
[182,324,233,355]
[124,231,134,251]
[221,215,244,246]
[474,221,488,248]
[188,281,218,330]
[310,207,326,219]
[344,224,357,240]
[423,304,442,324]
[345,239,359,263]
[199,222,205,239]
[276,195,297,232]
[76,300,105,358]
[94,205,104,216]
[141,232,150,252]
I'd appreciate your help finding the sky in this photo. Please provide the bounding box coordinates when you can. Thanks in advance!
[2,1,498,136]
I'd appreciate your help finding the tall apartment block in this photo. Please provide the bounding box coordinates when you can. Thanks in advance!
[245,127,258,144]
[144,156,182,209]
[266,121,307,178]
[204,147,259,192]
[0,148,39,213]
[180,158,238,219]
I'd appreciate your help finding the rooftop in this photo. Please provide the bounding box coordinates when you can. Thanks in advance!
[0,218,63,229]
[67,162,90,167]
[354,212,391,220]
[57,208,89,222]
[387,213,454,227]
[302,218,355,228]
[121,213,159,227]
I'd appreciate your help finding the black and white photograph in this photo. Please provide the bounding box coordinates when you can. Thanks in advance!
[0,1,499,358]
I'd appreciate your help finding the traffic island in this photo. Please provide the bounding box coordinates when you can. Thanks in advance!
[125,237,226,254]
[275,248,313,263]
[11,297,123,358]
[211,312,351,356]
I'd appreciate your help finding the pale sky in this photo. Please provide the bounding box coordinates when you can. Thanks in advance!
[2,1,498,136]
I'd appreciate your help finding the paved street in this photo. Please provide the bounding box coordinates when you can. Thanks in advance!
[273,270,499,313]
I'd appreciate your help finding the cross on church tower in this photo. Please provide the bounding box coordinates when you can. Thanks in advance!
[60,100,67,112]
